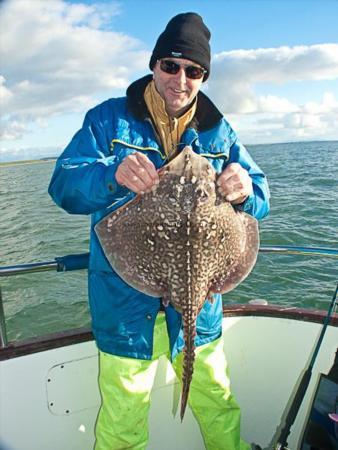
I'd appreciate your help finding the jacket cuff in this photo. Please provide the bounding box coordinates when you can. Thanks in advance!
[234,194,254,213]
[104,150,136,197]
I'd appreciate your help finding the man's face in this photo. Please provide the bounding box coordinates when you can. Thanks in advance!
[153,58,204,117]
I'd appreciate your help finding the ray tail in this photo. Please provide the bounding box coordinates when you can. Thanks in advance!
[180,318,196,421]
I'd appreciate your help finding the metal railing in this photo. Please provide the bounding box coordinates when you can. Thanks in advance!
[1,246,337,279]
[259,245,338,258]
[0,245,337,347]
[0,253,90,277]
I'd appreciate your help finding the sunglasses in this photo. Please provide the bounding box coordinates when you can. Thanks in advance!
[158,59,207,80]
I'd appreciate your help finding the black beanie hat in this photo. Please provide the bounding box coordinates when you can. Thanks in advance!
[149,12,211,81]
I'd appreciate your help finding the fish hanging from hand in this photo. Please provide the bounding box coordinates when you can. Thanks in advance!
[95,146,259,420]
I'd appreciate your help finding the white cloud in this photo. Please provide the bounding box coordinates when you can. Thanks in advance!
[0,75,13,103]
[0,118,28,141]
[231,91,338,144]
[303,92,338,114]
[206,44,338,143]
[1,1,338,153]
[0,0,149,141]
[0,145,61,162]
[208,44,338,114]
[257,95,300,114]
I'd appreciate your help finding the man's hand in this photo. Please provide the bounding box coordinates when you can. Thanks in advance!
[217,163,253,205]
[115,152,159,194]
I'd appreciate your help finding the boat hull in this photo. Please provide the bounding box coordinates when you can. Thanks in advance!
[1,306,337,450]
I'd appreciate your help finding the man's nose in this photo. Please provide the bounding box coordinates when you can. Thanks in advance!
[173,67,187,84]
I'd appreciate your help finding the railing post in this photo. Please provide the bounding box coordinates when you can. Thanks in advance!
[0,288,8,348]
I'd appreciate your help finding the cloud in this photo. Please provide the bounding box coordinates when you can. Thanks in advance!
[208,44,338,114]
[206,44,338,143]
[0,0,149,141]
[229,91,338,144]
[0,145,61,162]
[1,1,338,151]
[0,117,28,141]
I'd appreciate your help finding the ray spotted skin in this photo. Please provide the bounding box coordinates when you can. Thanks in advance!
[95,146,259,420]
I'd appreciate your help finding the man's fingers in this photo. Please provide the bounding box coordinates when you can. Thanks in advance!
[217,163,253,204]
[135,152,159,183]
[225,190,247,203]
[218,183,246,203]
[117,167,149,193]
[218,181,242,195]
[124,154,154,187]
[115,152,159,193]
[217,163,241,184]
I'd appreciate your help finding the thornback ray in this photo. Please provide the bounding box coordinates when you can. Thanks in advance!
[95,146,259,420]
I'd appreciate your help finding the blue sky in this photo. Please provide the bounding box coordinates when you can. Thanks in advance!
[101,0,338,50]
[1,0,338,161]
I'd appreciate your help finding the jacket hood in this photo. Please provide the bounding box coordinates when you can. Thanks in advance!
[126,75,223,131]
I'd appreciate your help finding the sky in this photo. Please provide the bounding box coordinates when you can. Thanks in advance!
[0,0,338,162]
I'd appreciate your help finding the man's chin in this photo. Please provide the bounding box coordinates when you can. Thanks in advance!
[168,101,190,116]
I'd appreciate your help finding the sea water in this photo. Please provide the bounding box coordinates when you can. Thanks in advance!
[0,141,337,340]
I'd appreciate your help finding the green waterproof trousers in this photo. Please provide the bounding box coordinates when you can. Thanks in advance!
[94,314,250,450]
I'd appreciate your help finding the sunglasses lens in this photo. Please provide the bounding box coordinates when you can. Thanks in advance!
[185,66,205,79]
[160,60,205,79]
[160,60,180,75]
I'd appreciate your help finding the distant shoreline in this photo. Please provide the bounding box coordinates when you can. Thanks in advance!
[0,139,337,167]
[0,158,56,167]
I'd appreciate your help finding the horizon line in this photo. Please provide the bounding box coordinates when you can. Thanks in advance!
[1,138,337,165]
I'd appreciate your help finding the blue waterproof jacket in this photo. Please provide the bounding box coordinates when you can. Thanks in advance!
[49,75,270,360]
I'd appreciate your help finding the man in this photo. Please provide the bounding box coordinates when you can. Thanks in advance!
[49,12,269,450]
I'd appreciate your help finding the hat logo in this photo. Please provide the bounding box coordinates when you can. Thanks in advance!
[171,51,182,57]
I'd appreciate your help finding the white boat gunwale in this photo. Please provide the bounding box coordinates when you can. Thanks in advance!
[1,303,337,361]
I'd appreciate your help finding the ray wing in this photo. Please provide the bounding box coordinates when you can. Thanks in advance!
[209,208,259,295]
[95,196,167,297]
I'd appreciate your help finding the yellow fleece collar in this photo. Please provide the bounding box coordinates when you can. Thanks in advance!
[144,80,196,158]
